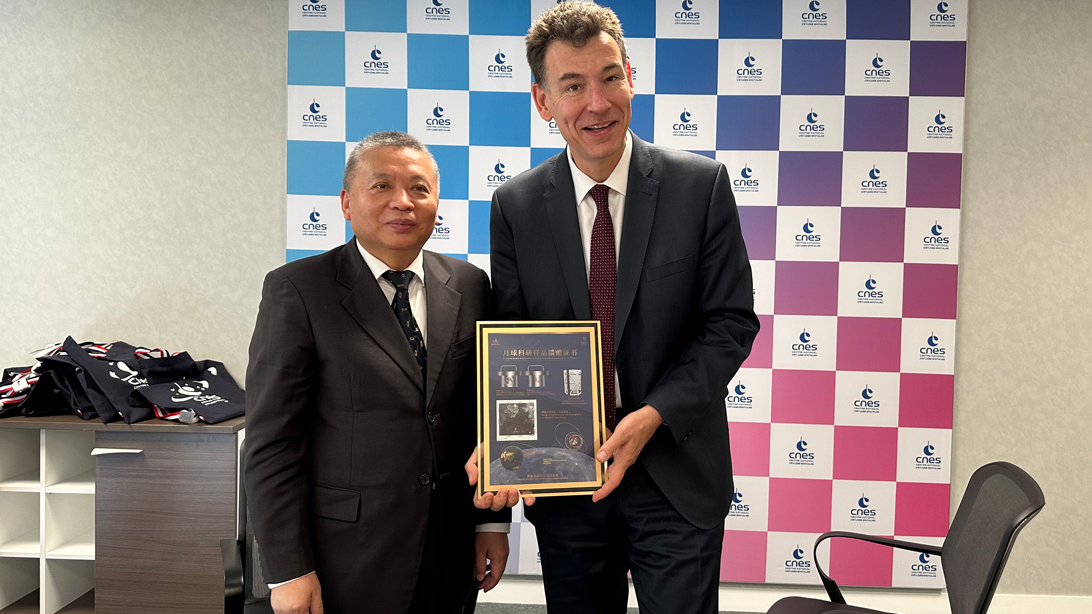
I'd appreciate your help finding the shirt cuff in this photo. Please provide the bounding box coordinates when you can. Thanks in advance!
[475,523,511,534]
[268,570,316,589]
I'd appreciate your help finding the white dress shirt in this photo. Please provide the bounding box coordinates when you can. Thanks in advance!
[357,241,428,345]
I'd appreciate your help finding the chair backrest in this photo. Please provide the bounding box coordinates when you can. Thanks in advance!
[942,462,1045,614]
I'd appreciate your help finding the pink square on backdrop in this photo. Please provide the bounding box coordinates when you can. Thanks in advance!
[768,478,833,533]
[721,530,768,583]
[839,207,906,263]
[772,370,836,424]
[833,426,899,481]
[743,314,774,369]
[774,261,840,315]
[836,317,902,372]
[906,153,963,209]
[729,421,771,477]
[895,482,951,537]
[903,263,959,319]
[899,373,954,429]
[828,534,894,587]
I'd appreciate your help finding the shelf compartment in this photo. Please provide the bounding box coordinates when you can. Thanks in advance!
[0,530,39,558]
[0,469,40,493]
[0,558,37,611]
[45,530,94,561]
[44,470,95,495]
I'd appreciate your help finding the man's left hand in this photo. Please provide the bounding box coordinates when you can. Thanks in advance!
[473,531,510,592]
[592,405,664,502]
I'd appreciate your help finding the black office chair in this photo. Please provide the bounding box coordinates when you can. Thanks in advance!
[223,439,274,614]
[767,461,1045,614]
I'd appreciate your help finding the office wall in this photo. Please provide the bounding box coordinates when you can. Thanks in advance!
[0,0,1088,600]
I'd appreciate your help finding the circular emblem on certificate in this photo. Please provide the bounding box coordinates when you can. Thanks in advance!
[566,433,583,450]
[500,445,524,471]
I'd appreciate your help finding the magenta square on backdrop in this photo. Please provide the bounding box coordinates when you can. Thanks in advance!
[899,373,954,429]
[843,96,910,152]
[729,421,771,477]
[738,206,777,261]
[829,536,894,587]
[909,41,967,97]
[743,314,774,369]
[903,263,958,319]
[840,208,906,262]
[833,426,898,481]
[895,482,951,537]
[836,317,902,372]
[772,370,836,425]
[721,530,768,583]
[774,261,840,315]
[906,153,962,208]
[777,151,843,206]
[769,478,833,533]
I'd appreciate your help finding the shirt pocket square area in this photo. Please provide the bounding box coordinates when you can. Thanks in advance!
[644,254,696,282]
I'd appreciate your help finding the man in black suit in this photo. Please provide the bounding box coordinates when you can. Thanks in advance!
[245,131,509,614]
[476,3,760,613]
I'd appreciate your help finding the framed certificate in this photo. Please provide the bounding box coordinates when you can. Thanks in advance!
[476,321,608,497]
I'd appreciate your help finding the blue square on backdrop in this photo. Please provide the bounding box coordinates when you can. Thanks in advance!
[287,249,324,263]
[288,141,347,196]
[431,145,469,200]
[531,147,564,167]
[470,92,531,146]
[469,201,491,253]
[345,0,405,32]
[408,34,470,91]
[720,0,781,39]
[345,219,354,242]
[844,97,909,152]
[655,39,718,95]
[631,94,655,143]
[910,41,967,97]
[601,0,657,38]
[470,0,531,35]
[346,88,407,141]
[716,96,780,150]
[781,40,846,96]
[689,151,717,160]
[288,32,345,87]
[846,0,910,40]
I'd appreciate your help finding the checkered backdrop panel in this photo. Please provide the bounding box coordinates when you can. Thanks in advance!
[286,0,967,588]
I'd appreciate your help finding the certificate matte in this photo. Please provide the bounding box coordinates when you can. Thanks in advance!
[477,321,608,497]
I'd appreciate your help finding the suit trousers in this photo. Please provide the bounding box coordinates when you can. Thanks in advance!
[527,462,724,614]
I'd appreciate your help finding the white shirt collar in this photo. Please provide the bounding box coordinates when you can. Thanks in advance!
[567,131,632,203]
[355,240,426,286]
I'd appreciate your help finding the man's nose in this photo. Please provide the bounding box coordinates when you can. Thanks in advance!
[391,188,414,209]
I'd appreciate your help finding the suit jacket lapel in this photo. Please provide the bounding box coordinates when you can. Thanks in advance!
[615,135,658,354]
[544,152,593,320]
[423,252,460,410]
[336,242,425,393]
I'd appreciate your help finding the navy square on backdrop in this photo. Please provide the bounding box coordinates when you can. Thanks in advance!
[720,0,781,39]
[601,0,657,38]
[346,88,407,141]
[288,141,347,196]
[288,32,345,86]
[778,152,843,206]
[844,97,909,152]
[846,0,910,40]
[469,201,491,253]
[717,96,780,150]
[655,39,718,94]
[345,0,405,32]
[781,40,846,96]
[631,94,655,143]
[470,0,531,35]
[910,41,967,97]
[431,145,469,200]
[408,34,470,91]
[470,92,531,146]
[531,147,564,167]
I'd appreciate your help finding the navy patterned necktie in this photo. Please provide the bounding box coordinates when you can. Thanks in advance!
[588,184,617,429]
[381,270,426,372]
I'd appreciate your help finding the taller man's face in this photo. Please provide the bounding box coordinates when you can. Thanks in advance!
[340,146,439,270]
[532,32,634,182]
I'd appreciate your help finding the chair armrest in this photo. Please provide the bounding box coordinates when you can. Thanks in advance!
[222,538,245,612]
[812,531,944,604]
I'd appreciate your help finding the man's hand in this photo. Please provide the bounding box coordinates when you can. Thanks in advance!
[466,445,535,507]
[592,405,664,503]
[271,572,323,614]
[474,531,510,592]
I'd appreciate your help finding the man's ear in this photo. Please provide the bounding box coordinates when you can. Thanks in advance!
[340,189,351,221]
[532,82,554,122]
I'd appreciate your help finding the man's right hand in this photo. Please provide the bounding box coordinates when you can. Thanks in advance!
[466,445,534,508]
[271,572,324,614]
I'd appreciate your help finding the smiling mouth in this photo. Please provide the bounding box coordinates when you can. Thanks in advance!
[584,121,615,133]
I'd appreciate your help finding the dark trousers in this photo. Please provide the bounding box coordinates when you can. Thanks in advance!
[526,463,724,614]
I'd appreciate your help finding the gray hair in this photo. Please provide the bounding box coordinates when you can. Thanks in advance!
[343,131,440,191]
[526,1,627,88]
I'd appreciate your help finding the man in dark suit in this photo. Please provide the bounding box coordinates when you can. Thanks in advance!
[245,131,509,614]
[477,3,760,613]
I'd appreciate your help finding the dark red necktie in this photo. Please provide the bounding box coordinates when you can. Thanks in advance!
[588,184,617,429]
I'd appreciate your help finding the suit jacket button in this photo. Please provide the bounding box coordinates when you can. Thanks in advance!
[426,412,437,424]
[418,473,431,486]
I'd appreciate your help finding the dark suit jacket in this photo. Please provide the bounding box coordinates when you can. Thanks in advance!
[244,241,496,612]
[490,134,760,529]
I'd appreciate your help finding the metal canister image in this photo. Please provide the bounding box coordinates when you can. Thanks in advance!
[525,365,548,388]
[497,365,519,388]
[563,369,582,396]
